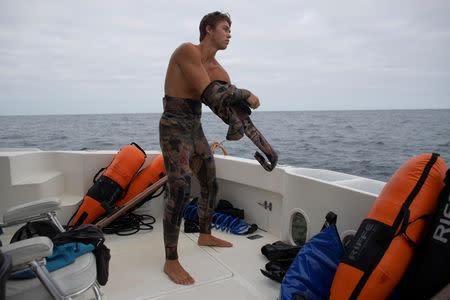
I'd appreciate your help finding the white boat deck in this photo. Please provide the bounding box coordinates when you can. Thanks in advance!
[102,217,280,300]
[0,209,281,300]
[0,148,386,299]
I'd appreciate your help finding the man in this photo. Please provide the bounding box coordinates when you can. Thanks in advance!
[159,11,260,285]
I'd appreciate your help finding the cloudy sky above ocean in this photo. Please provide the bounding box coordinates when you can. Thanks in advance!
[1,0,449,115]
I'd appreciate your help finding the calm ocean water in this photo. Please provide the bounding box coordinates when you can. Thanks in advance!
[1,110,449,182]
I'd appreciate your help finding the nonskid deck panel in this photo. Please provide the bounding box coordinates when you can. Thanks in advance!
[102,217,281,300]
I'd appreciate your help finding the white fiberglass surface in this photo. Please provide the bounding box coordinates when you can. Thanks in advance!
[102,222,230,300]
[102,218,281,300]
[286,167,358,182]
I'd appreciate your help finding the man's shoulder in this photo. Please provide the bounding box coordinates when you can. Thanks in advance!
[174,42,200,58]
[178,42,197,50]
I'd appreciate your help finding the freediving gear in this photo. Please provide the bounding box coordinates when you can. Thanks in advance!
[398,168,450,300]
[184,218,200,233]
[115,154,166,208]
[95,176,167,230]
[201,80,278,171]
[330,153,447,300]
[261,258,296,283]
[261,241,302,261]
[71,143,146,226]
[159,95,217,260]
[200,80,251,130]
[215,199,244,220]
[261,261,287,283]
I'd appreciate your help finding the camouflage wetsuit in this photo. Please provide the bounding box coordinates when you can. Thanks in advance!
[159,95,217,260]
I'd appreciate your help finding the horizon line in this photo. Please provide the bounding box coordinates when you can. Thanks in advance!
[1,107,449,117]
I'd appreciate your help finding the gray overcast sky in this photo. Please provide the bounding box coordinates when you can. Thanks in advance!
[1,0,449,115]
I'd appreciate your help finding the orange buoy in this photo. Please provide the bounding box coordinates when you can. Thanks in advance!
[116,154,166,208]
[330,153,447,300]
[71,143,146,226]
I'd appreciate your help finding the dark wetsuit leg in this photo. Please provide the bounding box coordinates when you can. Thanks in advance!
[159,96,217,260]
[190,124,217,234]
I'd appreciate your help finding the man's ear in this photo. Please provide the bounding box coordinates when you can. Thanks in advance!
[206,24,213,35]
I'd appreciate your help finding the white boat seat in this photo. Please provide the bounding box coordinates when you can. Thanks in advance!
[3,197,64,231]
[4,198,60,224]
[1,198,102,300]
[5,247,97,299]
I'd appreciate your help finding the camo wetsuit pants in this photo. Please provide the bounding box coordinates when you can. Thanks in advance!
[159,95,217,260]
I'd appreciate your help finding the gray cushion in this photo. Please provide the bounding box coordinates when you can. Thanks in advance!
[4,198,60,225]
[1,237,53,268]
[6,252,97,300]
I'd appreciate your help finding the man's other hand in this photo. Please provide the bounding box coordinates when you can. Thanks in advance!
[247,93,260,109]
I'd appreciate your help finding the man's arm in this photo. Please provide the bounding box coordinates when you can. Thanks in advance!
[212,62,259,109]
[175,43,259,109]
[214,61,259,109]
[174,43,211,97]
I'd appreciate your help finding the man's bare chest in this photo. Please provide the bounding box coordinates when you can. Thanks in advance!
[204,63,227,82]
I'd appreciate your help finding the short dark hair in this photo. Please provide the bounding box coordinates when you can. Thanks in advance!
[199,11,231,42]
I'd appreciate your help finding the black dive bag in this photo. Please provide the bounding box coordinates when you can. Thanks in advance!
[398,169,450,299]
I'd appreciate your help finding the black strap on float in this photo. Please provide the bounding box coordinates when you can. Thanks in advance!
[395,214,431,247]
[99,184,123,213]
[93,168,106,183]
[130,142,147,158]
[321,211,337,231]
[391,153,440,234]
[445,169,450,185]
[349,153,440,300]
[98,142,148,212]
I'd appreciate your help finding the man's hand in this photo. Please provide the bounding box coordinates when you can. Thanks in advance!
[247,93,260,109]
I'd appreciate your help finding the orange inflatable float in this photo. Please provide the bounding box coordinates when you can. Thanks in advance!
[115,154,166,208]
[71,143,146,226]
[330,153,447,300]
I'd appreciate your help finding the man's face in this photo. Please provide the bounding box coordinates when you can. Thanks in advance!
[210,20,231,50]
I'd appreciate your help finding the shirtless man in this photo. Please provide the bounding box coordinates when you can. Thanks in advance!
[159,11,260,285]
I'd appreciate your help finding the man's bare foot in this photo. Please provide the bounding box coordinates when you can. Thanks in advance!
[164,259,195,285]
[198,233,233,247]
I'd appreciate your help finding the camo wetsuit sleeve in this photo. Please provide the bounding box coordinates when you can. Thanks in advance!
[201,80,251,125]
